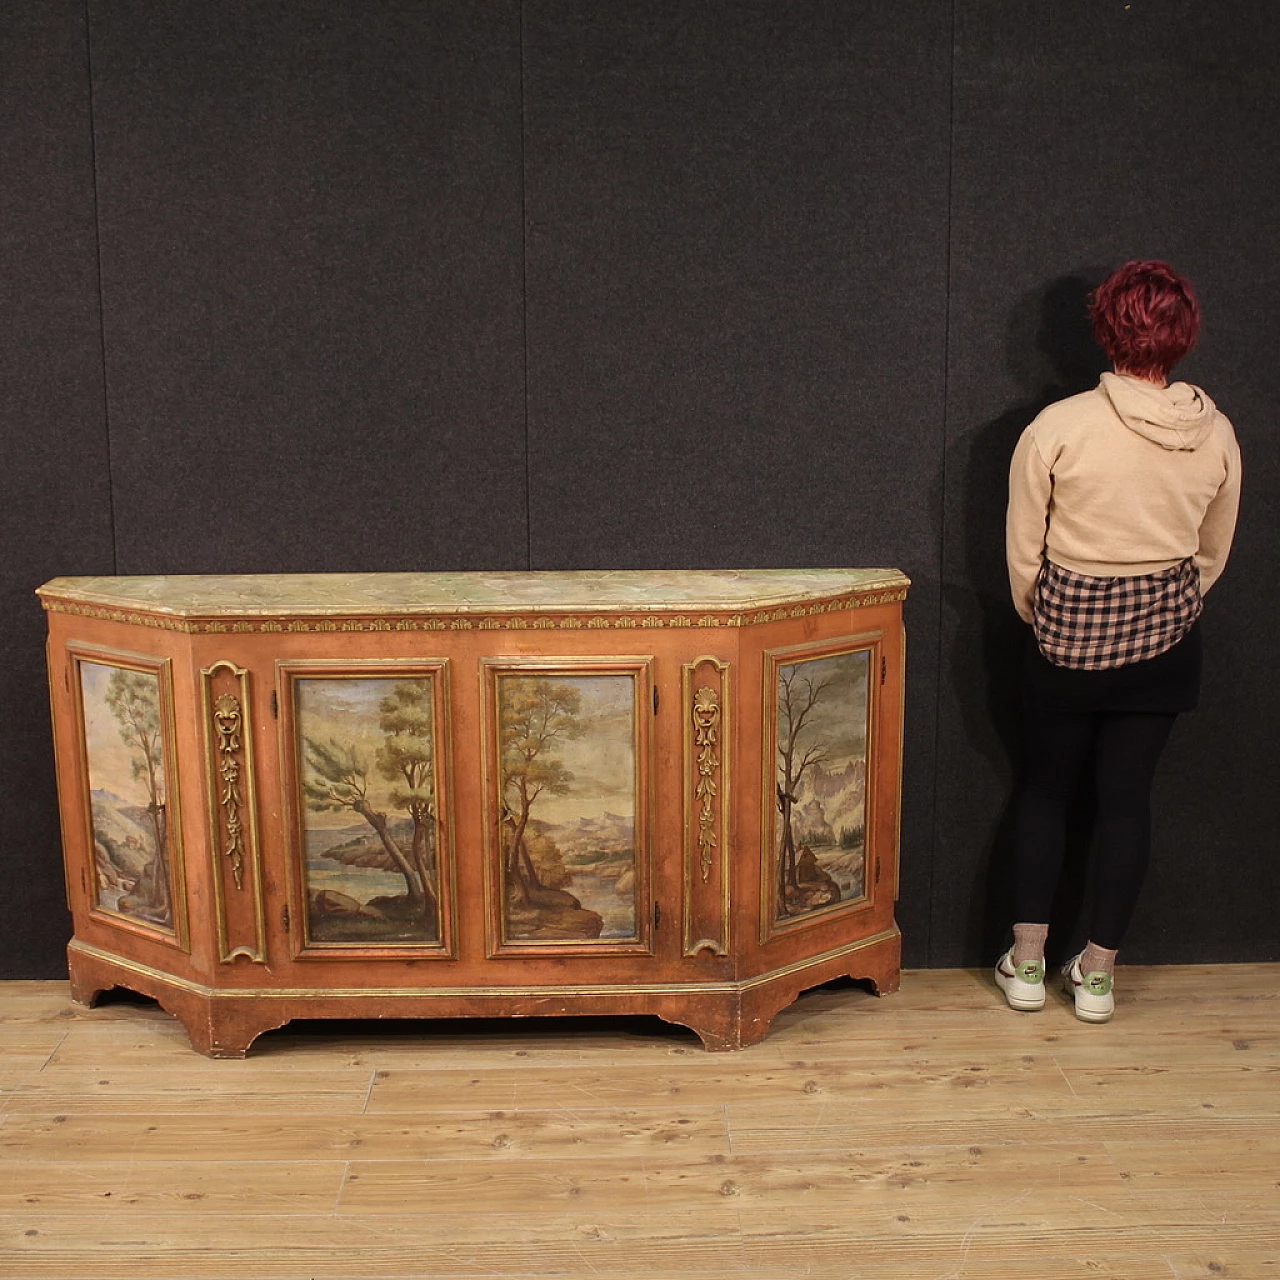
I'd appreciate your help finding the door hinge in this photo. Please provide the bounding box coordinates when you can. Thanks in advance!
[653,900,661,928]
[271,689,279,719]
[880,656,887,685]
[282,904,290,932]
[875,856,882,883]
[653,686,659,715]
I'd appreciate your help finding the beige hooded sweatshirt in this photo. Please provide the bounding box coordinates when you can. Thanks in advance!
[1006,372,1241,624]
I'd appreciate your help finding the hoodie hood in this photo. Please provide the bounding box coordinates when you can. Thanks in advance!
[1100,371,1217,451]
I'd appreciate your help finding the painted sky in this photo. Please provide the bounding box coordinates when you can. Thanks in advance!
[503,673,637,828]
[777,648,870,766]
[295,675,437,831]
[80,661,166,807]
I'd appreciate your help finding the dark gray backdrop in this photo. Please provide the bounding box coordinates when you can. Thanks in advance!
[3,1,1276,979]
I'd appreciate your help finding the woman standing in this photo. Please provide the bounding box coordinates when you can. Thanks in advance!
[998,260,1242,1022]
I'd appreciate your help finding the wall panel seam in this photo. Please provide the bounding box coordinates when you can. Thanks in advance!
[519,0,532,570]
[83,0,118,575]
[928,0,960,968]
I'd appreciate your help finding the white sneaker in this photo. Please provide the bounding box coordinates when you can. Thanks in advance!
[995,948,1045,1011]
[1063,953,1114,1023]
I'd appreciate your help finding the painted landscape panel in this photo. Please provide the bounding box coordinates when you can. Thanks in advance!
[772,647,871,926]
[497,672,639,943]
[79,660,176,932]
[295,675,443,946]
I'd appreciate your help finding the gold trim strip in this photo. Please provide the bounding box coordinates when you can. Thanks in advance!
[69,928,899,1001]
[682,656,731,957]
[41,588,910,635]
[201,661,267,964]
[693,687,720,883]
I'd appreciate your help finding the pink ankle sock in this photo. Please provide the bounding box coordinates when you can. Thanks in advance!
[1080,942,1118,976]
[1012,922,1049,967]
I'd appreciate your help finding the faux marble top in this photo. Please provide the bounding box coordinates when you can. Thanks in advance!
[38,569,909,618]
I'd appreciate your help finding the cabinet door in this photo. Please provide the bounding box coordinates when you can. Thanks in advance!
[481,657,655,958]
[760,632,882,942]
[278,661,457,958]
[68,645,190,951]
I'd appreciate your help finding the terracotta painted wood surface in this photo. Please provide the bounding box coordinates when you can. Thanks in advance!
[1,966,1277,1278]
[41,571,908,1055]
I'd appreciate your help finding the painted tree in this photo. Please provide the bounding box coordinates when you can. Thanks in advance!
[775,663,835,906]
[375,680,437,911]
[104,669,171,919]
[499,678,584,904]
[302,736,436,921]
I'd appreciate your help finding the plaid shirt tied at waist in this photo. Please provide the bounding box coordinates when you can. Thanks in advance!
[1032,557,1202,670]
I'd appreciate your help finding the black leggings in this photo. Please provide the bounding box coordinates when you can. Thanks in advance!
[1014,708,1177,950]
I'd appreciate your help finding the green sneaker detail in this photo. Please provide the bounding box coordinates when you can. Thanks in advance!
[1015,960,1045,984]
[1083,971,1113,996]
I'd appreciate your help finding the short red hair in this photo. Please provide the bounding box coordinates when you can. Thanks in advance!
[1090,260,1201,383]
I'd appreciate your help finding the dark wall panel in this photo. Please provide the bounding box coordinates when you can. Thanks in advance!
[521,1,953,965]
[89,0,528,574]
[0,4,115,976]
[936,1,1280,966]
[5,4,1278,981]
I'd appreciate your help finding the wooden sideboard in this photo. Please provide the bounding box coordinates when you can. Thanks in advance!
[39,569,909,1056]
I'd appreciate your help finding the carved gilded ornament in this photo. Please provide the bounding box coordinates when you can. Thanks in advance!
[681,656,731,958]
[211,693,247,891]
[692,686,721,882]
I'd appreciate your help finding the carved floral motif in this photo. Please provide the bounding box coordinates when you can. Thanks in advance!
[692,686,722,882]
[211,693,246,891]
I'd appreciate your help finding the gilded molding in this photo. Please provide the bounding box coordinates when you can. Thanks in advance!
[683,657,731,958]
[692,686,721,883]
[40,587,909,637]
[68,926,899,1001]
[201,661,266,964]
[211,693,247,890]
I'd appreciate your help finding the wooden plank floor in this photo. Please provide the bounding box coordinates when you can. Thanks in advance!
[1,966,1277,1279]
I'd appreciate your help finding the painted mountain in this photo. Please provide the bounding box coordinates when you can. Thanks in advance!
[90,789,158,877]
[792,760,866,846]
[89,788,171,926]
[542,811,634,864]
